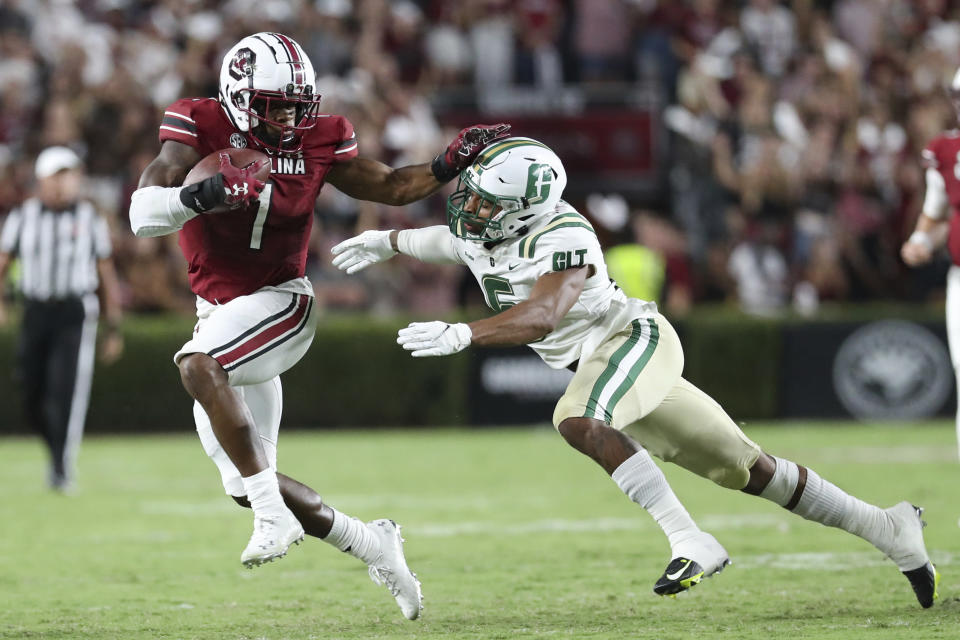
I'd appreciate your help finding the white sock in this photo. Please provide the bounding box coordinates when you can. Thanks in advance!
[760,457,893,553]
[324,508,382,564]
[612,450,700,551]
[241,468,286,517]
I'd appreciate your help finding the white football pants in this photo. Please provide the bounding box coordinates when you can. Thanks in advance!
[945,265,960,460]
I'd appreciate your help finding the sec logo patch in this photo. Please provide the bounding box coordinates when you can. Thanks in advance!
[230,133,247,148]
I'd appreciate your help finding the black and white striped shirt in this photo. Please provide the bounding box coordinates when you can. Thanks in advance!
[0,198,112,300]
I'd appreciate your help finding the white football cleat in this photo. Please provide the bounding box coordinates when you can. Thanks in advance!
[366,519,423,620]
[654,531,731,596]
[883,501,939,608]
[240,508,305,568]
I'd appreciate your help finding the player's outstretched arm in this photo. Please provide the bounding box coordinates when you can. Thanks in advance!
[468,267,589,346]
[397,267,589,357]
[331,226,461,274]
[325,124,510,206]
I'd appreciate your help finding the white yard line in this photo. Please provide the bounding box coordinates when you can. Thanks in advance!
[415,513,793,537]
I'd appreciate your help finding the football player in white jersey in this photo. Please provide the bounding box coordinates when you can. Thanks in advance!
[332,138,939,607]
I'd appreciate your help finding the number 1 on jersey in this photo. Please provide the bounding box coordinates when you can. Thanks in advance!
[249,183,273,250]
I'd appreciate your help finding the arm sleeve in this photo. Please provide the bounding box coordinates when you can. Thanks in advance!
[129,186,198,237]
[0,207,22,254]
[397,225,464,264]
[158,100,200,149]
[332,117,359,162]
[922,168,949,221]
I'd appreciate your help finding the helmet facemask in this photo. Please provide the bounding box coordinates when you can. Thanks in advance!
[239,86,322,152]
[446,138,566,242]
[447,177,529,242]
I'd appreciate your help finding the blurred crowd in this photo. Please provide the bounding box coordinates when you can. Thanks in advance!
[0,0,958,318]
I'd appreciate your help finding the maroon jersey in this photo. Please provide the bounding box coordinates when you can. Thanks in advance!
[922,131,960,265]
[159,98,358,303]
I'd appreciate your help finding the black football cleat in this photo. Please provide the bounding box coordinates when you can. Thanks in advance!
[902,563,940,609]
[654,531,731,597]
[654,557,706,596]
[884,502,940,608]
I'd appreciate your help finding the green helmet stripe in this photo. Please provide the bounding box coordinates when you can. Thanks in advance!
[476,139,552,167]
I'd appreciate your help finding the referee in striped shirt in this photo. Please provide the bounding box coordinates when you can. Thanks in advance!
[0,146,123,492]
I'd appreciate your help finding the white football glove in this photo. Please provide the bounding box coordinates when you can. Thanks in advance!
[331,230,396,274]
[397,321,472,357]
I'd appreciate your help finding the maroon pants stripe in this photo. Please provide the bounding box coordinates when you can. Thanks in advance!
[212,294,310,369]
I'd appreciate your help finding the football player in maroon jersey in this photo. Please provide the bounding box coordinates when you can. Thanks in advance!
[128,32,509,619]
[902,67,960,461]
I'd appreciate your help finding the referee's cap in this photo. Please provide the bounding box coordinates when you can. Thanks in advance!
[35,146,82,180]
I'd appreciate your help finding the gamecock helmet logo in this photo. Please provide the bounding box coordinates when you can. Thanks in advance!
[229,48,256,81]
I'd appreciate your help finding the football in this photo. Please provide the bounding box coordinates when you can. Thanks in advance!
[183,147,271,188]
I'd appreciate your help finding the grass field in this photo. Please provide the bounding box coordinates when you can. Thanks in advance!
[0,422,957,639]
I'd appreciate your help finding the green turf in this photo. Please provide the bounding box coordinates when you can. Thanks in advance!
[0,422,957,639]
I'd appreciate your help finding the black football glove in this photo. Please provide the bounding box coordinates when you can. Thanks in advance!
[430,123,511,183]
[180,153,268,213]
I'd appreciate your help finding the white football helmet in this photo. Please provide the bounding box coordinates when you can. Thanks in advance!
[219,32,322,152]
[446,137,567,241]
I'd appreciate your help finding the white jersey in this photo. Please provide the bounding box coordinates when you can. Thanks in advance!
[451,201,658,369]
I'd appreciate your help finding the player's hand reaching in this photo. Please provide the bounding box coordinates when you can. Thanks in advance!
[431,123,511,183]
[331,230,397,274]
[180,153,269,213]
[900,233,934,267]
[397,321,472,357]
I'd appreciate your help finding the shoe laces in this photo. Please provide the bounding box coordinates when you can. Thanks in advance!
[369,561,402,597]
[251,515,283,546]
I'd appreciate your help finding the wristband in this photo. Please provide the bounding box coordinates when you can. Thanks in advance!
[179,174,226,213]
[430,154,459,183]
[909,230,934,251]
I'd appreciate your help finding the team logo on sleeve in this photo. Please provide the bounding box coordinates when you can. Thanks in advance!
[230,133,247,148]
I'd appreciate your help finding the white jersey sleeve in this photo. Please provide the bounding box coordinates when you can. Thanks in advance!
[397,225,465,264]
[516,208,605,280]
[510,206,657,368]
